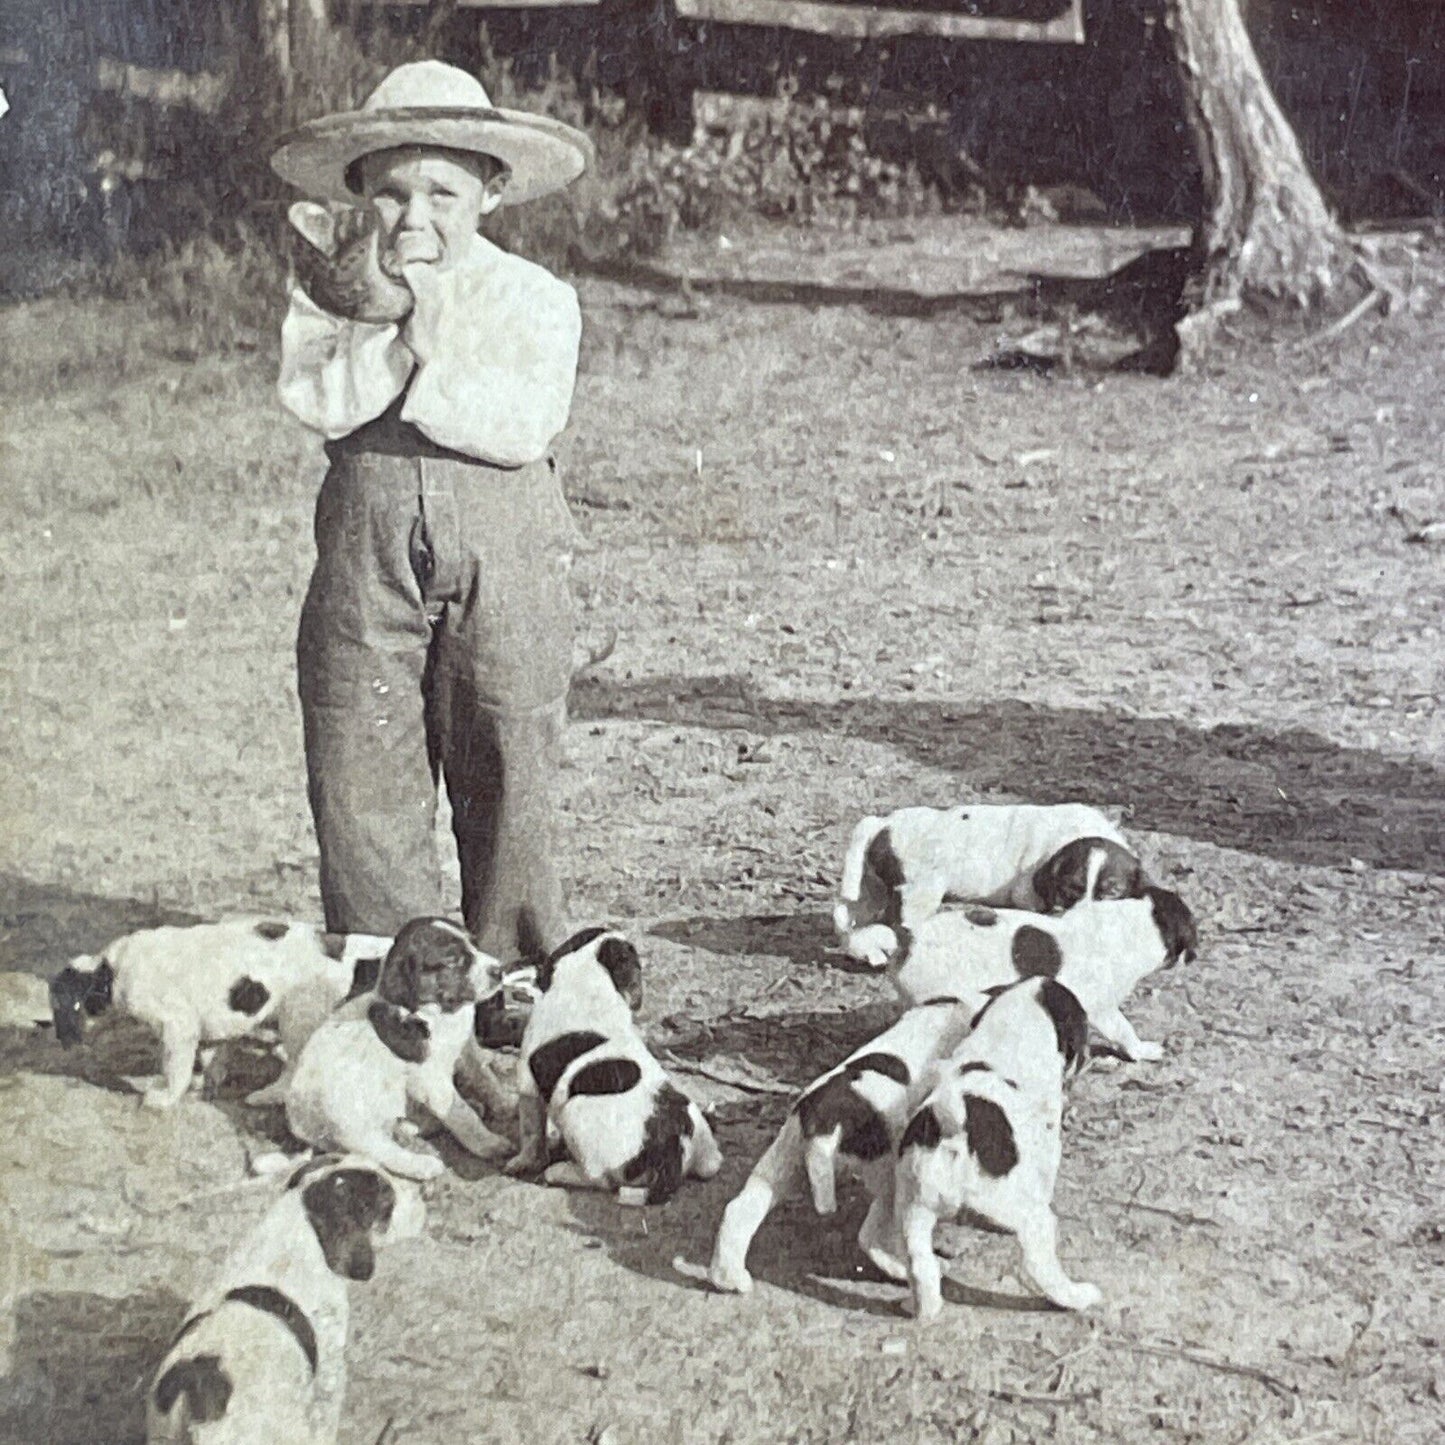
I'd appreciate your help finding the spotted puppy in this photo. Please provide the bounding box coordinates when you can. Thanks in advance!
[49,920,392,1109]
[833,802,1142,968]
[891,970,1099,1320]
[890,860,1198,1064]
[505,928,721,1203]
[708,997,975,1294]
[283,918,511,1181]
[146,1152,423,1444]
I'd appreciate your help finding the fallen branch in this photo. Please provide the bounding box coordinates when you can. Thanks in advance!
[1302,287,1387,347]
[989,1386,1100,1408]
[1020,1330,1101,1387]
[657,1050,795,1096]
[1100,1196,1220,1229]
[1103,1338,1296,1404]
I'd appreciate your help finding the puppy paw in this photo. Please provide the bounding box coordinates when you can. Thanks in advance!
[503,1152,543,1177]
[403,1153,447,1182]
[908,1293,943,1323]
[141,1087,182,1111]
[847,925,899,969]
[1050,1281,1104,1312]
[1126,1041,1165,1063]
[862,1245,909,1284]
[465,1134,514,1164]
[707,1260,754,1295]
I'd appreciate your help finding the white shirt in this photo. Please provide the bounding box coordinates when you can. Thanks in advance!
[277,232,582,467]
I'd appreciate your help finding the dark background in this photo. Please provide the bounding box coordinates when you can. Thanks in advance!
[2,0,1442,285]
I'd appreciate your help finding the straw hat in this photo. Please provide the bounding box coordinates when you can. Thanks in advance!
[270,60,592,206]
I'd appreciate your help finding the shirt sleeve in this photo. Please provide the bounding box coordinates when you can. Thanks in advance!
[276,288,415,439]
[399,269,582,467]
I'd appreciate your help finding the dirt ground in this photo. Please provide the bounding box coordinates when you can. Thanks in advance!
[2,216,1443,1445]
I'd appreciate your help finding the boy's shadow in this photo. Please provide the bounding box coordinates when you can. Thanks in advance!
[0,1286,188,1445]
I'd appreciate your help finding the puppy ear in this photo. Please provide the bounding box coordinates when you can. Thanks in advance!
[288,200,337,256]
[597,936,643,1012]
[86,961,114,1015]
[367,1000,430,1063]
[49,961,112,1047]
[1030,847,1070,913]
[302,1167,395,1281]
[377,926,423,1010]
[1147,887,1199,965]
[286,1153,344,1190]
[346,954,383,1001]
[48,966,90,1047]
[1121,855,1147,899]
[547,926,609,966]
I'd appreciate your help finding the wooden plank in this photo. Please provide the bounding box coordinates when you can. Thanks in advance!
[673,0,1083,42]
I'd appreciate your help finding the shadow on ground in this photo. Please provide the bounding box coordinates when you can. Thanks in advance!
[0,1287,187,1445]
[658,1001,897,1092]
[0,875,200,979]
[572,674,1445,875]
[562,1098,1065,1318]
[576,245,1190,373]
[649,911,836,969]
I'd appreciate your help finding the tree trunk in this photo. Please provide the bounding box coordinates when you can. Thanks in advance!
[256,0,293,118]
[289,0,338,110]
[1164,0,1359,316]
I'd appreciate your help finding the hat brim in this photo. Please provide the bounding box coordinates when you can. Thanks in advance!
[269,106,593,207]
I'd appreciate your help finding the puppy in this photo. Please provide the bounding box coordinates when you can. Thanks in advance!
[833,802,1141,967]
[49,920,391,1109]
[889,858,1197,1064]
[146,1152,423,1444]
[707,996,974,1295]
[287,200,413,324]
[893,970,1098,1320]
[283,918,511,1181]
[505,928,721,1203]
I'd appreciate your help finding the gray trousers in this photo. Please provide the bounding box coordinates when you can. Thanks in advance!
[297,403,576,962]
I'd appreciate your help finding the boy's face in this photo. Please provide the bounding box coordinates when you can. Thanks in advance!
[358,148,504,273]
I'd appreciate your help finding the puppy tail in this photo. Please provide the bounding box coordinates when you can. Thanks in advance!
[803,1130,840,1215]
[835,815,886,938]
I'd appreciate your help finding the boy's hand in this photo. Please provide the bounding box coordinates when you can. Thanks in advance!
[401,262,445,364]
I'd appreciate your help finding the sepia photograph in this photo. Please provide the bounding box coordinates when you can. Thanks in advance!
[1,1,1441,1441]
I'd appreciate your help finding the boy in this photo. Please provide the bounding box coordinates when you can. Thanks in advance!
[269,62,593,963]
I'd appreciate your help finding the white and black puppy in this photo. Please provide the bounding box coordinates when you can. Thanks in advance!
[146,1152,423,1445]
[707,996,975,1295]
[505,927,721,1203]
[833,802,1142,967]
[49,920,392,1109]
[892,970,1098,1321]
[282,918,511,1181]
[890,861,1198,1064]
